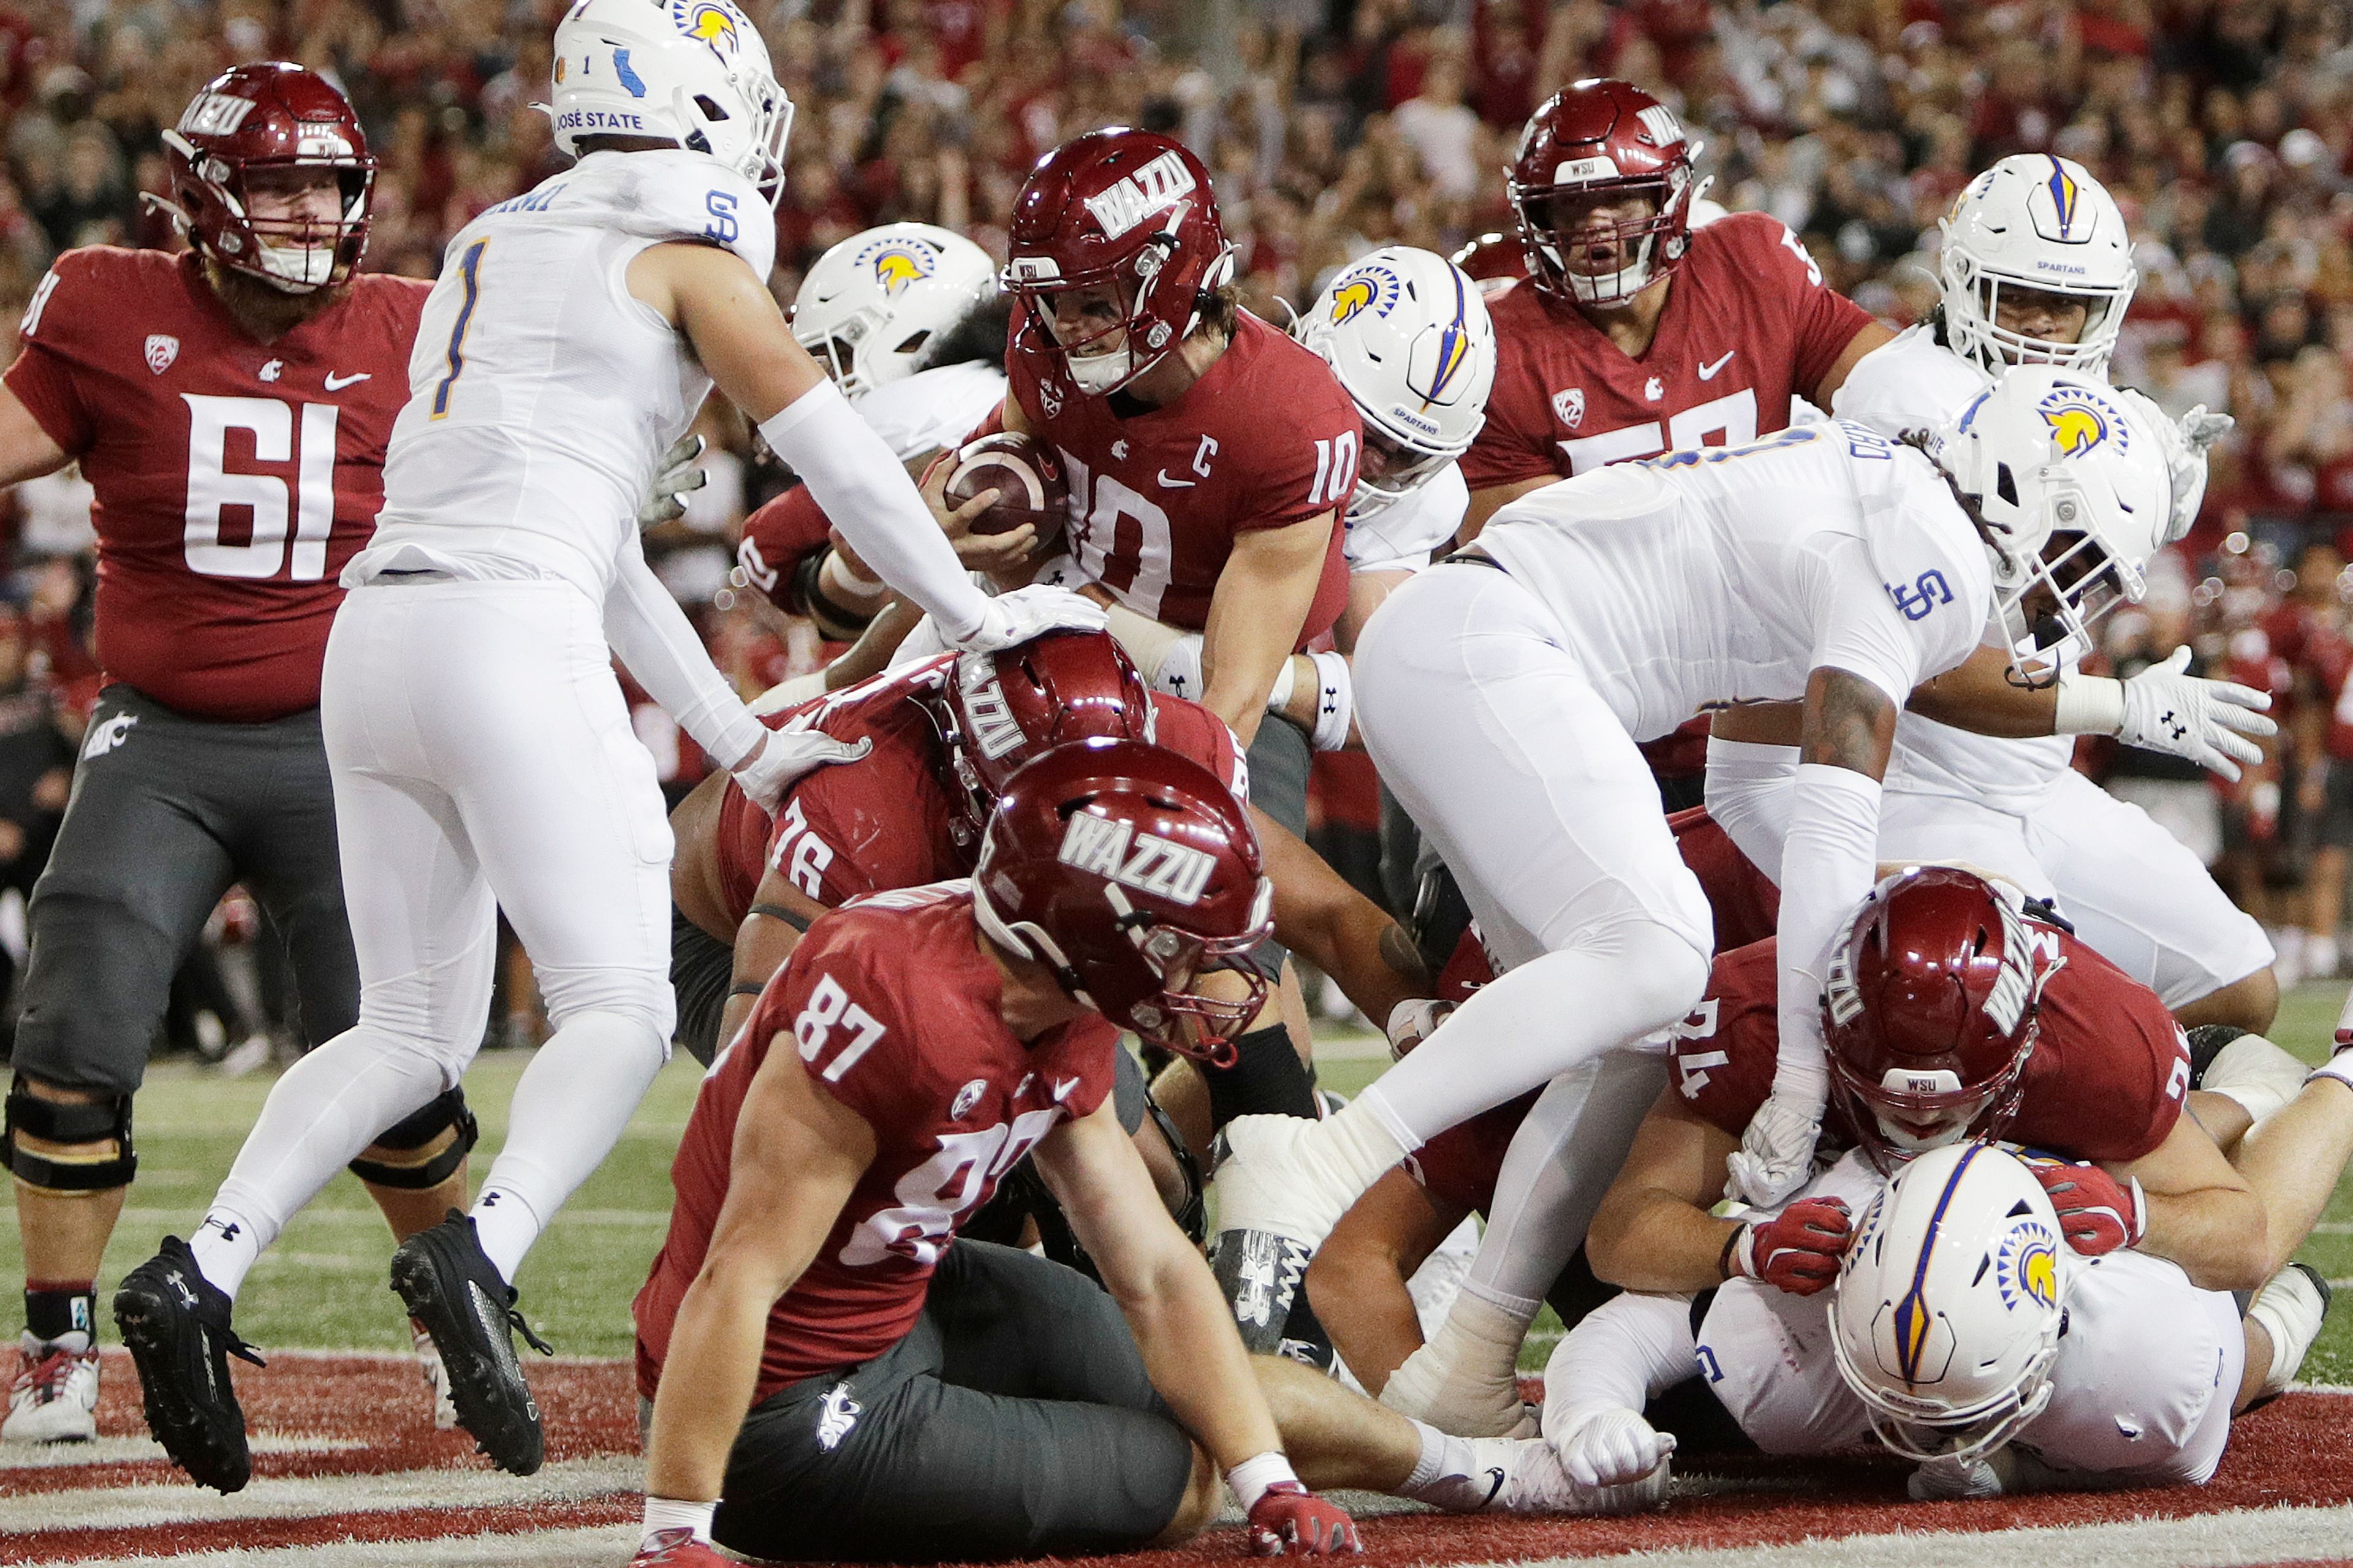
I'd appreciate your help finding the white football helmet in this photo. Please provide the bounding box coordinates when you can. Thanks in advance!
[1828,1143,2069,1464]
[1932,366,2170,680]
[794,223,998,396]
[547,0,792,204]
[1296,246,1496,520]
[1940,155,2137,377]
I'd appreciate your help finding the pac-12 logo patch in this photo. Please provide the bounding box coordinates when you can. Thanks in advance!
[1552,387,1585,429]
[144,335,180,376]
[2037,384,2126,458]
[950,1078,987,1119]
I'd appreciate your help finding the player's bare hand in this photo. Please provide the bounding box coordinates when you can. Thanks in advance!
[1245,1483,1362,1556]
[919,449,999,539]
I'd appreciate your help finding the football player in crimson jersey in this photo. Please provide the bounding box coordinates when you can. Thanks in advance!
[1461,78,1892,803]
[628,744,1605,1566]
[0,62,484,1446]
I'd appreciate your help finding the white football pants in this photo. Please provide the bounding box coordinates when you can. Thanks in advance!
[1878,767,2273,1010]
[1351,559,1711,1148]
[202,578,675,1287]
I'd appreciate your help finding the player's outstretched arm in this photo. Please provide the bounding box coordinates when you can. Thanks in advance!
[1730,667,1895,1206]
[1585,1088,1748,1294]
[0,385,68,488]
[632,242,1014,645]
[1256,808,1428,1028]
[1040,1096,1287,1467]
[641,1042,876,1528]
[2061,1115,2268,1292]
[1909,642,2275,780]
[1039,1098,1359,1552]
[1201,514,1336,744]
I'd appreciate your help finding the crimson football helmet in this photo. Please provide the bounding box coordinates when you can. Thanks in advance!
[157,62,374,294]
[1002,128,1235,397]
[1822,867,2061,1170]
[1507,79,1700,306]
[928,631,1157,847]
[974,738,1273,1064]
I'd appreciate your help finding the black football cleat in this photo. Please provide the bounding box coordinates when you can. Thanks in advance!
[113,1236,266,1493]
[390,1210,552,1475]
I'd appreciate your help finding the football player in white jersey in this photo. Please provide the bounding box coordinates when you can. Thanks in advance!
[112,0,1101,1491]
[1545,1141,2329,1506]
[1709,154,2273,1033]
[1207,368,2273,1354]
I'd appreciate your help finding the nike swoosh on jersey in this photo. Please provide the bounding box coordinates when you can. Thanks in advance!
[1480,1468,1506,1508]
[324,371,372,390]
[1158,470,1197,488]
[1697,351,1736,381]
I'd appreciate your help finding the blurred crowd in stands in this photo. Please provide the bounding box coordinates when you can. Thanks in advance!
[7,0,2353,1031]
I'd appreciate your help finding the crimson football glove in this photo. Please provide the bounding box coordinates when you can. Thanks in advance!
[633,1528,731,1565]
[1726,1195,1852,1295]
[1245,1482,1362,1556]
[2029,1161,2144,1256]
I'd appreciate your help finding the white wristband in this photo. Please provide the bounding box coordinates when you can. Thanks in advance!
[822,548,884,596]
[641,1495,716,1545]
[1307,650,1353,751]
[2052,670,2126,737]
[1266,656,1297,714]
[1225,1450,1300,1512]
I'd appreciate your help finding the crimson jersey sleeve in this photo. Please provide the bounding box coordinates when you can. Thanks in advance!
[735,486,833,617]
[7,254,100,452]
[2009,931,2189,1164]
[1147,692,1248,794]
[1457,282,1562,491]
[741,907,942,1134]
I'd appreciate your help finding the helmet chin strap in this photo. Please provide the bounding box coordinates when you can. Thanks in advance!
[1067,344,1137,395]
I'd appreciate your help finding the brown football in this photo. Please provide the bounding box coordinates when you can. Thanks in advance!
[944,431,1068,548]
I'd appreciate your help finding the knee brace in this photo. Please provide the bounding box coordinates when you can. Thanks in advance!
[1200,1025,1317,1128]
[347,1087,479,1191]
[1,1077,135,1191]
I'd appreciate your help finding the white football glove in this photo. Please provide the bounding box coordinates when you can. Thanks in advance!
[1725,1089,1825,1208]
[949,583,1109,654]
[1384,998,1453,1059]
[730,728,872,814]
[637,434,708,529]
[1552,1407,1676,1490]
[2118,646,2274,781]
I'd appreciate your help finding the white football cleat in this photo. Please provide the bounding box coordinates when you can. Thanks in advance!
[1449,1435,1668,1515]
[414,1322,458,1430]
[4,1336,99,1444]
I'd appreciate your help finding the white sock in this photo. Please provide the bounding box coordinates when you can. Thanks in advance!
[471,1012,667,1282]
[1401,1419,1479,1497]
[201,1028,448,1300]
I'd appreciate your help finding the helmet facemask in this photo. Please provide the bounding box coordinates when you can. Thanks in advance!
[1987,513,2144,686]
[1106,886,1274,1067]
[161,132,373,295]
[1011,238,1199,398]
[1517,173,1690,305]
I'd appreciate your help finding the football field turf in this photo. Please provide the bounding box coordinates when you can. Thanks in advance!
[7,983,2351,1379]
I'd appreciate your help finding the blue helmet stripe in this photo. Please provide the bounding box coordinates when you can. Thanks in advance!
[1891,1143,1985,1385]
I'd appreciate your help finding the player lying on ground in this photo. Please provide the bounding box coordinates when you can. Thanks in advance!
[1548,1138,2331,1506]
[1209,367,2266,1354]
[108,0,1105,1495]
[629,741,1621,1567]
[1346,866,2337,1439]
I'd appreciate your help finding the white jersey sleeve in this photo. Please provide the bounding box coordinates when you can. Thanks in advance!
[607,150,773,279]
[853,362,1009,464]
[1800,442,1993,707]
[1830,324,1991,441]
[1344,463,1468,574]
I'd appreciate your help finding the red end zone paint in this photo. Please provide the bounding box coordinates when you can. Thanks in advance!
[9,1354,2353,1565]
